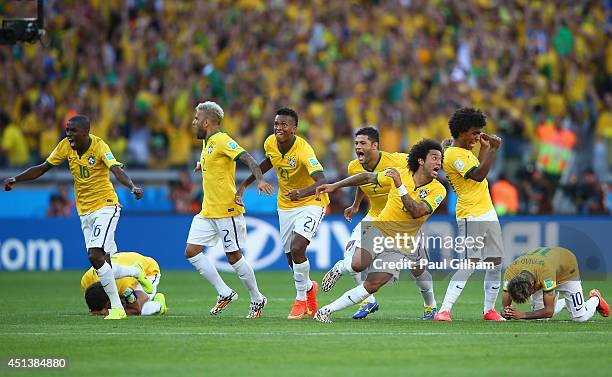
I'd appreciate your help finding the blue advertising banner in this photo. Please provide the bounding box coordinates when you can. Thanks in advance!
[0,215,611,273]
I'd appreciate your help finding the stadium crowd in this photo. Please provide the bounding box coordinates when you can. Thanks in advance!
[1,0,610,215]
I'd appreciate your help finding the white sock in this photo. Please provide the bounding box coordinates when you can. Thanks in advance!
[231,256,263,302]
[572,296,599,322]
[293,260,313,301]
[111,263,140,279]
[440,267,475,312]
[483,264,502,313]
[141,301,162,316]
[415,270,436,307]
[554,299,567,315]
[188,252,233,297]
[352,272,376,304]
[323,284,370,313]
[96,262,123,309]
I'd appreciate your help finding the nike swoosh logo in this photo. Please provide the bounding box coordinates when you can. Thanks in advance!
[456,285,463,289]
[491,286,500,290]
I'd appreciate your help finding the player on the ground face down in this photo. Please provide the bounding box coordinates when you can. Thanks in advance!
[237,108,329,320]
[313,139,446,323]
[434,108,506,322]
[185,101,273,319]
[82,252,167,316]
[4,114,148,320]
[502,246,609,321]
[321,128,437,320]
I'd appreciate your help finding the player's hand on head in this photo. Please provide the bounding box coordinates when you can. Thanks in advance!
[131,186,143,199]
[479,133,491,149]
[4,177,16,191]
[488,134,502,149]
[343,205,359,222]
[285,189,301,201]
[257,180,274,196]
[441,138,453,149]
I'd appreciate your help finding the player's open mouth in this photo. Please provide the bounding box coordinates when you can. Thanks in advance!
[356,151,365,161]
[432,167,440,176]
[67,137,76,148]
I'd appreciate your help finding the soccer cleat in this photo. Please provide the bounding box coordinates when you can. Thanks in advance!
[352,301,380,319]
[246,296,267,319]
[287,299,308,320]
[321,261,343,292]
[314,308,332,323]
[422,306,437,321]
[589,289,610,317]
[306,281,319,317]
[153,293,167,315]
[104,307,127,320]
[133,262,154,294]
[210,291,238,315]
[483,308,506,321]
[434,310,452,321]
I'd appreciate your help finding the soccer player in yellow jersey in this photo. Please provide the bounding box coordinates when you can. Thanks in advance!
[236,108,329,320]
[185,101,273,319]
[434,108,506,322]
[313,139,446,323]
[501,247,609,321]
[82,251,167,316]
[322,127,432,319]
[4,115,148,320]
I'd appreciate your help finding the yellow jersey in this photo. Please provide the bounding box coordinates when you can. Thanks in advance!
[80,252,161,294]
[443,146,494,218]
[46,135,121,215]
[503,247,579,292]
[199,131,246,218]
[264,135,330,210]
[347,151,408,218]
[373,168,446,252]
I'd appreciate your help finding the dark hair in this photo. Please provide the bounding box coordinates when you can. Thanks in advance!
[408,139,443,172]
[275,108,298,127]
[448,107,486,138]
[68,114,91,130]
[507,274,532,304]
[84,282,109,311]
[355,127,380,144]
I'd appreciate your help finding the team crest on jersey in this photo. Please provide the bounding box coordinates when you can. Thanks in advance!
[418,189,428,199]
[288,156,296,168]
[87,156,95,166]
[208,145,213,155]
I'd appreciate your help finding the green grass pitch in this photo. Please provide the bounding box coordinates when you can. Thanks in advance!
[1,270,611,376]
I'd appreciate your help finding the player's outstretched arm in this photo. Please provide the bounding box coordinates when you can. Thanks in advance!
[238,153,274,196]
[344,187,366,222]
[315,172,377,198]
[110,165,143,199]
[4,162,53,191]
[466,134,501,182]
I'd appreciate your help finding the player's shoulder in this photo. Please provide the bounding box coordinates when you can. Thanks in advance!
[385,151,409,166]
[443,146,465,159]
[430,178,447,194]
[264,134,276,150]
[347,159,361,174]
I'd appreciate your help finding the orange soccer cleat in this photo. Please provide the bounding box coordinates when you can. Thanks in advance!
[483,308,506,321]
[288,299,308,320]
[434,310,452,321]
[306,281,319,318]
[589,289,610,317]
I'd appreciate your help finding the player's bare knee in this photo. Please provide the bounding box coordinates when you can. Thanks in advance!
[184,244,202,259]
[484,257,502,266]
[88,248,106,269]
[351,260,365,272]
[226,250,242,265]
[363,280,383,294]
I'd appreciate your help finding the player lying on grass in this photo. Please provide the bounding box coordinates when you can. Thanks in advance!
[313,139,446,323]
[82,252,167,316]
[502,246,609,321]
[321,127,411,319]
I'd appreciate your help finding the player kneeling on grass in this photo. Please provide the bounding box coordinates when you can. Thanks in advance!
[502,247,609,321]
[82,252,167,316]
[313,139,446,323]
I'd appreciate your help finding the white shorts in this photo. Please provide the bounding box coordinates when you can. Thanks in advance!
[530,279,588,320]
[134,273,161,301]
[80,205,121,254]
[186,214,246,253]
[457,208,503,260]
[278,206,325,253]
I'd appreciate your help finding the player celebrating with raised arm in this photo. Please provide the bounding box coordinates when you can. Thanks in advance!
[236,108,329,320]
[322,127,427,319]
[185,101,273,319]
[502,246,609,321]
[4,115,148,320]
[434,108,505,321]
[313,139,446,323]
